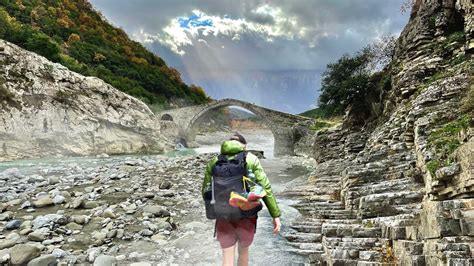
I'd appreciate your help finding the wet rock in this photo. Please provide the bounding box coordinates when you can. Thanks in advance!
[33,197,54,208]
[10,244,41,265]
[26,254,57,266]
[6,219,22,230]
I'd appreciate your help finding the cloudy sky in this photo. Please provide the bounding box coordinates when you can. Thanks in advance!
[90,0,409,114]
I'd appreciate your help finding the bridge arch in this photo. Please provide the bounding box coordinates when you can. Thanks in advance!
[184,98,307,156]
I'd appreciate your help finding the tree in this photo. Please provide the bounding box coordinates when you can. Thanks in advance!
[318,48,374,116]
[25,32,61,61]
[317,37,396,120]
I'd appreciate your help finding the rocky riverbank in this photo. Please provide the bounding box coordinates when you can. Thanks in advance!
[0,40,167,162]
[0,149,315,265]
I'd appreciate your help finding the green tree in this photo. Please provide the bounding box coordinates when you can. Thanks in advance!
[318,48,374,116]
[25,32,61,61]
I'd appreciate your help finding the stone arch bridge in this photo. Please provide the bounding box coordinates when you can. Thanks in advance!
[159,98,310,156]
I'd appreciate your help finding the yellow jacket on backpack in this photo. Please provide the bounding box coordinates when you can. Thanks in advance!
[201,140,281,218]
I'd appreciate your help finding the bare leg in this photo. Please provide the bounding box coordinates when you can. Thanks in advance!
[237,244,249,266]
[222,245,235,266]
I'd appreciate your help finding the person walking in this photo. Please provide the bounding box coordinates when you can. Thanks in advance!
[202,133,281,266]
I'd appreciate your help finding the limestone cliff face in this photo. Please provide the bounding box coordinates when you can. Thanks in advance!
[0,40,166,161]
[290,0,473,265]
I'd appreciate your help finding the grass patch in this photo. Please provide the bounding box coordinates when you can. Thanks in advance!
[426,115,470,176]
[310,119,333,131]
[426,160,441,176]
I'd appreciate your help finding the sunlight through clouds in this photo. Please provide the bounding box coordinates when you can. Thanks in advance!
[141,6,305,55]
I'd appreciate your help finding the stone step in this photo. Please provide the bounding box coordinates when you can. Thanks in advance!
[322,237,383,250]
[290,224,322,233]
[287,242,324,251]
[284,232,322,243]
[293,202,345,211]
[358,202,422,219]
[358,191,422,210]
[285,247,325,257]
[347,178,420,198]
[305,209,356,219]
[329,259,387,266]
[322,224,382,238]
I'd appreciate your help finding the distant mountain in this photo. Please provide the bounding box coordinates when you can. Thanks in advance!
[0,0,208,109]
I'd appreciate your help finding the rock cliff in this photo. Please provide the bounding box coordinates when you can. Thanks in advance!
[289,0,473,264]
[0,40,166,161]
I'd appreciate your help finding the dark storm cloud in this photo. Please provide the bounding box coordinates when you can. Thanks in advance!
[89,0,408,113]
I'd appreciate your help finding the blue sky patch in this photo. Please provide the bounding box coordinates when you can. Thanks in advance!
[178,13,213,29]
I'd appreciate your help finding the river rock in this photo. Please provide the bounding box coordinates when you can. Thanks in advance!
[130,263,152,266]
[33,197,54,208]
[0,211,12,221]
[10,244,41,265]
[27,254,57,266]
[142,205,170,217]
[71,215,88,225]
[1,168,23,180]
[0,239,17,249]
[66,222,83,231]
[28,228,50,242]
[6,219,22,230]
[48,176,60,185]
[93,255,116,266]
[159,181,172,189]
[83,201,99,209]
[53,195,66,204]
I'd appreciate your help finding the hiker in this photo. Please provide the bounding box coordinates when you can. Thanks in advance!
[202,133,281,266]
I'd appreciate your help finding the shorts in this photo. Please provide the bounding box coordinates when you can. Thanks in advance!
[215,216,257,249]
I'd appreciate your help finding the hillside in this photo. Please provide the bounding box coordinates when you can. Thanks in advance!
[0,0,207,109]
